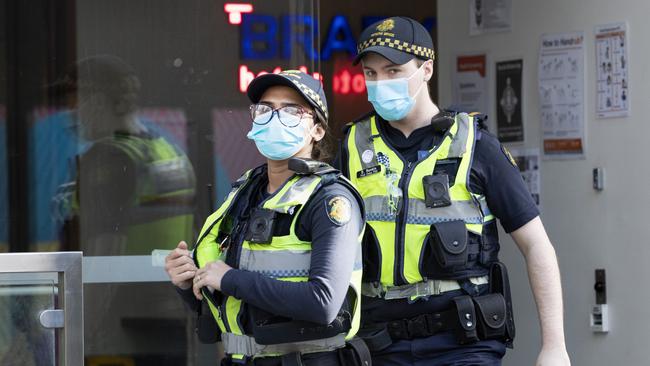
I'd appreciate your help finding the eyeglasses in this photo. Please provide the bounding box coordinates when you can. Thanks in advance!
[249,103,314,128]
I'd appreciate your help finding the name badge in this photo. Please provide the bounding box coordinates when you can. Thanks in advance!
[357,165,382,178]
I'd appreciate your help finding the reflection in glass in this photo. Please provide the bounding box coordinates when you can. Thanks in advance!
[52,55,196,255]
[0,277,56,366]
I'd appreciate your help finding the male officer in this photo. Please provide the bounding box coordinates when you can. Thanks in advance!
[335,17,570,365]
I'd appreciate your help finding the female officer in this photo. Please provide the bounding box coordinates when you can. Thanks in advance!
[165,71,369,366]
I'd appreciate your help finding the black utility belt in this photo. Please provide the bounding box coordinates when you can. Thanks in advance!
[228,337,371,366]
[362,293,513,352]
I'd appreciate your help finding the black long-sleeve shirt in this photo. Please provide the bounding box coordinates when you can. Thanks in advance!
[177,172,363,325]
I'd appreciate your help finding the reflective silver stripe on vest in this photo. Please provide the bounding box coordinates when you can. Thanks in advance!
[407,198,482,225]
[239,248,311,278]
[353,120,377,170]
[273,175,321,214]
[222,333,347,357]
[447,113,470,158]
[362,276,489,299]
[364,195,398,222]
[364,196,482,224]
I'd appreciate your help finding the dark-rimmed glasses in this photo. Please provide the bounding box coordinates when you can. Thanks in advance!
[249,103,314,128]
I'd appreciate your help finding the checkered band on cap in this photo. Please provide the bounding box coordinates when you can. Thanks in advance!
[357,37,436,61]
[290,79,328,120]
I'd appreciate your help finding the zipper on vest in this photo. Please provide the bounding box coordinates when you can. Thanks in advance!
[394,161,412,286]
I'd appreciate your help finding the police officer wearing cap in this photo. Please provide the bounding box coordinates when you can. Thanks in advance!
[165,71,371,366]
[335,17,570,365]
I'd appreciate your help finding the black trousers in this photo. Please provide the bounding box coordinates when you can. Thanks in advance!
[221,350,344,366]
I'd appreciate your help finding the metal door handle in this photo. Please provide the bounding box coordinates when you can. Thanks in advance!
[39,309,64,329]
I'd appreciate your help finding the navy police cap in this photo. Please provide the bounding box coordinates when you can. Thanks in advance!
[247,70,328,125]
[354,17,435,65]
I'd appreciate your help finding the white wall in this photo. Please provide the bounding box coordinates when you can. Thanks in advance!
[438,1,650,365]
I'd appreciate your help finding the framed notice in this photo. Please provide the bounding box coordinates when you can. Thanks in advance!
[538,32,586,159]
[496,59,523,143]
[452,54,488,113]
[595,22,630,119]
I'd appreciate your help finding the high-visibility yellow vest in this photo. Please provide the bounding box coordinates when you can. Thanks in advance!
[194,165,363,359]
[76,132,195,254]
[344,112,497,297]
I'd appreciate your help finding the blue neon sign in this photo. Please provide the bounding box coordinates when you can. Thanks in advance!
[240,14,436,61]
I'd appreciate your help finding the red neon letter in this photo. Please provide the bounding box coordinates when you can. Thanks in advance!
[333,75,340,94]
[352,74,366,94]
[224,3,253,25]
[239,65,255,92]
[339,70,351,94]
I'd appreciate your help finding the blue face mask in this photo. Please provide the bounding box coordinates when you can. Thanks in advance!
[246,110,310,161]
[365,63,426,121]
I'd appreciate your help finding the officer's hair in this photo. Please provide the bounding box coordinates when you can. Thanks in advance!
[311,120,334,163]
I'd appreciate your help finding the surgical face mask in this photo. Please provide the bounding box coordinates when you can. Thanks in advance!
[365,63,427,121]
[246,110,312,161]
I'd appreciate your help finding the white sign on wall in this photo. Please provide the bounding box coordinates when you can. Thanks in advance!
[469,0,512,36]
[595,22,630,119]
[452,54,488,113]
[538,32,586,159]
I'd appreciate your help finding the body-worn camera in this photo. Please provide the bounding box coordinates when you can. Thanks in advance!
[423,174,452,208]
[244,208,277,244]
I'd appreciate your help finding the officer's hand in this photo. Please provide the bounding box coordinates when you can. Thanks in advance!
[164,241,197,290]
[192,260,233,300]
[536,345,570,366]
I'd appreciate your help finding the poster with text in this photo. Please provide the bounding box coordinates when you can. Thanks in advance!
[511,148,541,208]
[452,54,488,114]
[595,22,630,118]
[469,0,512,36]
[538,32,585,159]
[496,59,523,143]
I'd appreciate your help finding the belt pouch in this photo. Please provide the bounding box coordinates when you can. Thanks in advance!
[473,293,506,340]
[452,295,479,344]
[429,220,468,268]
[490,262,515,346]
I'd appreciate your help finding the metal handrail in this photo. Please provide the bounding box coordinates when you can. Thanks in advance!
[0,251,83,366]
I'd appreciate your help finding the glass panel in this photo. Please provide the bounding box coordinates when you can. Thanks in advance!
[0,0,7,253]
[0,273,57,366]
[4,0,437,364]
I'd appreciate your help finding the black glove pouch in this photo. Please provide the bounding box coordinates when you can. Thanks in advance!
[429,220,468,268]
[451,295,479,344]
[489,262,516,347]
[196,299,221,344]
[472,293,506,341]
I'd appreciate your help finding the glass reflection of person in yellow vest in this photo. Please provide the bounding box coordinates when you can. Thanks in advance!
[60,55,196,359]
[62,55,196,255]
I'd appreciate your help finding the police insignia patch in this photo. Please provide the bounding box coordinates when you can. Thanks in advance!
[326,196,352,226]
[501,145,518,168]
[376,18,395,32]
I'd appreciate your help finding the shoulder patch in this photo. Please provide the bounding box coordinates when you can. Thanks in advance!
[501,145,518,168]
[325,196,352,226]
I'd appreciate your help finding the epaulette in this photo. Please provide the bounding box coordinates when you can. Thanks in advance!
[431,110,456,132]
[468,112,489,131]
[288,158,338,176]
[444,105,489,131]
